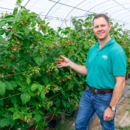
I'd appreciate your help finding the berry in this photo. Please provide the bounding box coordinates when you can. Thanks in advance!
[58,61,60,63]
[48,73,51,76]
[18,46,20,49]
[14,37,17,39]
[59,80,62,83]
[69,41,71,44]
[49,48,51,50]
[83,83,85,85]
[71,75,73,77]
[56,89,59,92]
[12,46,15,49]
[43,26,45,28]
[46,109,48,111]
[82,87,84,89]
[56,74,58,76]
[64,78,66,81]
[56,55,58,57]
[35,93,37,96]
[65,42,67,44]
[62,59,64,62]
[54,85,56,87]
[56,66,59,68]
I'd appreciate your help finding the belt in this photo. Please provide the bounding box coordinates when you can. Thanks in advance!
[88,85,113,94]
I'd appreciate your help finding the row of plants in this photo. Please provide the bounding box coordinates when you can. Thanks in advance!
[0,0,130,129]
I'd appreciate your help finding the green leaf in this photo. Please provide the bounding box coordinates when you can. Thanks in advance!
[0,36,7,44]
[26,76,31,85]
[7,31,14,37]
[62,99,66,107]
[66,102,70,108]
[0,21,5,27]
[0,29,6,35]
[23,27,30,36]
[20,9,30,14]
[20,93,31,104]
[34,57,44,66]
[13,112,20,120]
[23,39,30,47]
[42,75,49,84]
[5,81,14,90]
[38,85,42,91]
[42,28,46,34]
[0,99,4,106]
[41,91,45,100]
[13,7,18,15]
[31,83,38,91]
[31,22,36,28]
[15,12,21,22]
[14,32,23,39]
[11,96,17,104]
[10,80,17,88]
[12,65,20,71]
[42,20,45,24]
[8,108,15,112]
[14,75,21,80]
[0,118,10,127]
[35,113,42,122]
[0,81,6,96]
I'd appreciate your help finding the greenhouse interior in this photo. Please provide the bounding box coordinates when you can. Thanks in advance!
[0,0,130,130]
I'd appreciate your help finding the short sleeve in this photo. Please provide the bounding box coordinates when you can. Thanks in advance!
[112,52,127,76]
[85,49,91,68]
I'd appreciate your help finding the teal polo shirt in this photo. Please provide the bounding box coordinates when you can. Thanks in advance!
[85,38,127,89]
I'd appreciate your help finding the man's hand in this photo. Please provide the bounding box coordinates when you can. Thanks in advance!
[103,107,115,121]
[57,55,71,68]
[57,55,87,75]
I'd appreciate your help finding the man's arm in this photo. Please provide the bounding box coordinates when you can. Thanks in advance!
[57,55,87,75]
[103,76,125,121]
[69,61,87,75]
[109,76,125,107]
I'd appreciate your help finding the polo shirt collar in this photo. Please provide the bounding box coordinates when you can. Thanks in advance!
[95,38,115,48]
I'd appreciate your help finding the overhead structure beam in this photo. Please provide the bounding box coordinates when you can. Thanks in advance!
[0,7,13,11]
[45,0,60,19]
[101,3,130,13]
[48,0,93,13]
[24,0,30,7]
[108,8,130,16]
[113,0,130,12]
[88,0,108,11]
[60,0,86,27]
[113,12,130,20]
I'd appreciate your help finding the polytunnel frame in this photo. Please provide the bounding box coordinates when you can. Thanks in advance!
[0,0,130,29]
[60,0,109,27]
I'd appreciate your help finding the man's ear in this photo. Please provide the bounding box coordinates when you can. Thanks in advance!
[109,23,111,31]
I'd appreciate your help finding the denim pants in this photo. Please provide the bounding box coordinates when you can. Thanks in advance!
[75,87,115,130]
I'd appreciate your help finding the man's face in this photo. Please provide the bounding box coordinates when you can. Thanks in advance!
[93,17,111,41]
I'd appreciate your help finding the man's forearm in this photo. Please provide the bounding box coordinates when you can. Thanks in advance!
[109,80,125,107]
[69,61,87,75]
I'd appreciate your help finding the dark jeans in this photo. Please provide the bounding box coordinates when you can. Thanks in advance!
[75,87,115,130]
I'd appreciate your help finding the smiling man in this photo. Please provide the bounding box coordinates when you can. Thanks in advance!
[58,14,126,130]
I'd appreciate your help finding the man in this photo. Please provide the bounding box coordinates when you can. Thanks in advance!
[57,14,126,130]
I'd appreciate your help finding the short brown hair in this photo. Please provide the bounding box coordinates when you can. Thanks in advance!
[93,14,110,24]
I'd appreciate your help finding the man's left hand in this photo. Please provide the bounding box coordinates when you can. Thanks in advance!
[103,107,115,121]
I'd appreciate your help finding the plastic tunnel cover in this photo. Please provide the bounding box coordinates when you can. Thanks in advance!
[0,0,130,30]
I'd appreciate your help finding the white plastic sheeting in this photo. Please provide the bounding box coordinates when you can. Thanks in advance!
[0,0,130,30]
